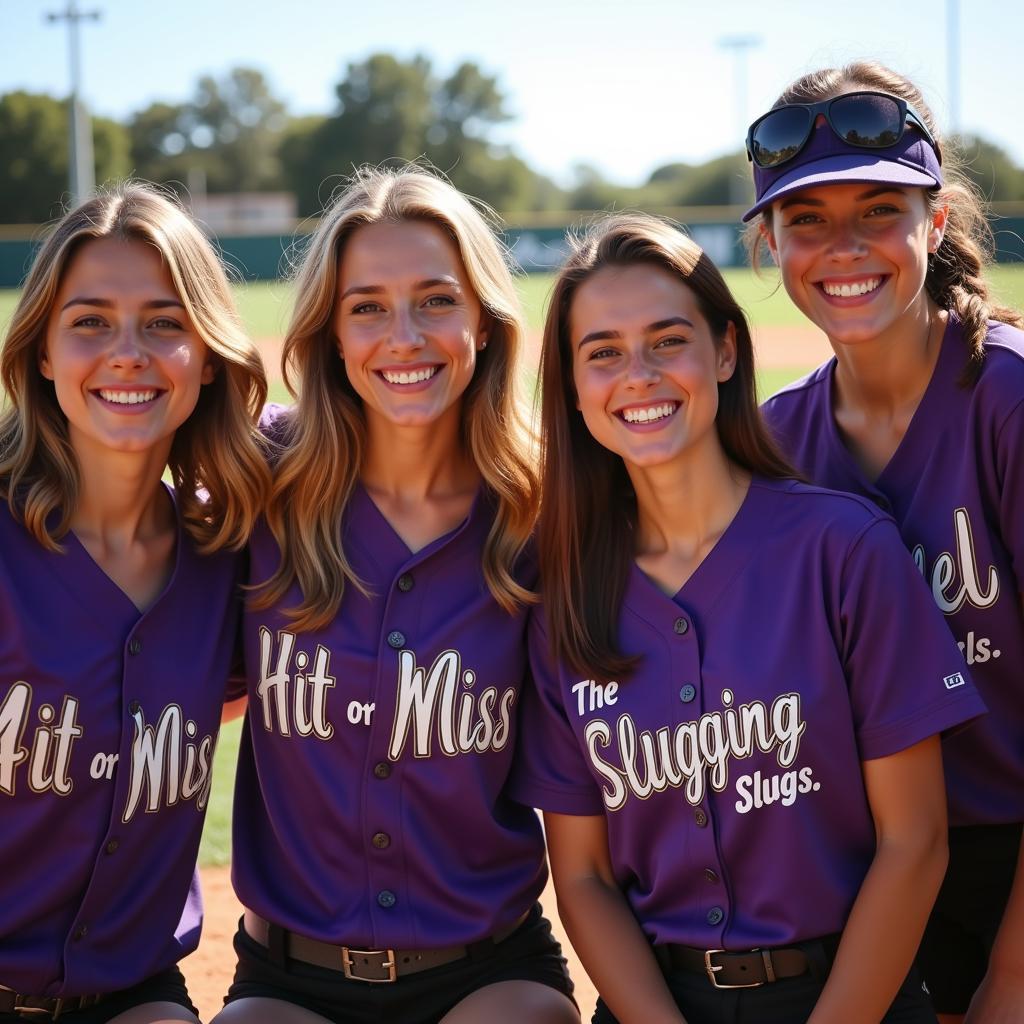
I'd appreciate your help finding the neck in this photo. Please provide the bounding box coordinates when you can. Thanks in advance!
[627,436,749,559]
[70,437,175,547]
[832,302,946,414]
[361,408,478,501]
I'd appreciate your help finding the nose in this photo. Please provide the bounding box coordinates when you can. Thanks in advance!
[387,305,425,353]
[623,348,659,389]
[825,218,868,262]
[106,323,150,370]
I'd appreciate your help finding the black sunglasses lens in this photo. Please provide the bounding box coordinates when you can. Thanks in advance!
[829,93,903,148]
[751,106,812,168]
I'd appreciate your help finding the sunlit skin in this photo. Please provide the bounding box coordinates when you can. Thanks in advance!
[42,236,214,470]
[764,182,947,351]
[570,263,736,475]
[333,220,488,439]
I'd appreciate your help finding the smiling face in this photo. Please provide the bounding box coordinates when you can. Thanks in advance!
[765,183,946,347]
[570,262,736,472]
[333,219,487,432]
[41,235,213,462]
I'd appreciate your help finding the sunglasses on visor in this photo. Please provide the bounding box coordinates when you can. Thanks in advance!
[746,91,941,170]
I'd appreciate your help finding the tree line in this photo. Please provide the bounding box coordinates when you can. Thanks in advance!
[4,54,1024,225]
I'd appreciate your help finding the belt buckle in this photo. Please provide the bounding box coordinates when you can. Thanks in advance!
[341,947,398,983]
[704,948,765,990]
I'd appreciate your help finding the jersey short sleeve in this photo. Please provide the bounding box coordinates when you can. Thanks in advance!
[507,610,605,815]
[839,519,987,761]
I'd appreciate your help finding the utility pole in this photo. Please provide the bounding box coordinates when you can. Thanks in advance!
[719,35,762,206]
[46,1,102,206]
[947,0,961,135]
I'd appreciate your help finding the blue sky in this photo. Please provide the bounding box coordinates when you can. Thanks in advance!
[5,0,1021,186]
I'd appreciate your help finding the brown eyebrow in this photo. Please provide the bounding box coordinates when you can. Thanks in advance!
[779,186,906,211]
[577,316,694,350]
[340,277,462,302]
[61,297,185,312]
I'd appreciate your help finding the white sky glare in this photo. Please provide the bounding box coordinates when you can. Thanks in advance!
[4,0,1021,187]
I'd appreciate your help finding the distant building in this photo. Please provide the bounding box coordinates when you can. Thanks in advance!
[189,192,297,236]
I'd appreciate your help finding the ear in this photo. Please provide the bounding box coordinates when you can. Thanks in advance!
[760,221,780,267]
[201,355,216,386]
[928,202,949,254]
[476,314,491,351]
[717,321,738,383]
[39,348,54,381]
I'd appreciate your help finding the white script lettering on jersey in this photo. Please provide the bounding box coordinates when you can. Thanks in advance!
[122,704,215,821]
[912,507,999,615]
[388,649,516,760]
[0,682,82,796]
[580,687,806,811]
[257,627,336,739]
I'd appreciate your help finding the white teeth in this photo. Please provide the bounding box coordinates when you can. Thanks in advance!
[823,277,881,297]
[621,403,677,424]
[98,389,157,405]
[381,367,439,385]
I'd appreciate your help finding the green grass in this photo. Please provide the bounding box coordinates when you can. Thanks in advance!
[199,717,242,867]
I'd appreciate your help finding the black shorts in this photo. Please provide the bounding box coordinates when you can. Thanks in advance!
[593,937,935,1024]
[223,903,575,1024]
[0,966,195,1024]
[920,822,1023,1014]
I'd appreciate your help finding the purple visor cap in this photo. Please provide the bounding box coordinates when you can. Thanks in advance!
[742,123,943,222]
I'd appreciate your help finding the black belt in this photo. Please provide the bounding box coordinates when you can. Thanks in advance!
[0,986,104,1020]
[657,943,812,989]
[243,908,529,984]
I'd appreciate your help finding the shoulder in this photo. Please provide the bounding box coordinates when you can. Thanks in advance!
[977,321,1024,413]
[750,476,891,552]
[760,360,833,428]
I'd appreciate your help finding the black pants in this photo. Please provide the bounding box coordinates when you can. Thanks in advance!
[223,903,575,1024]
[920,822,1023,1014]
[593,938,935,1024]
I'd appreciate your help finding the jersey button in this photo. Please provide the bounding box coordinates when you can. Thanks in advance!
[694,808,709,828]
[703,868,719,884]
[73,925,88,941]
[105,839,120,855]
[706,907,724,926]
[386,630,406,650]
[129,700,141,714]
[372,832,391,849]
[397,573,415,593]
[673,617,689,635]
[377,890,397,909]
[128,637,142,655]
[679,684,696,703]
[373,762,392,780]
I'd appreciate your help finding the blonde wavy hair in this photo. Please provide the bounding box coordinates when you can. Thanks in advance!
[254,166,539,630]
[0,182,270,551]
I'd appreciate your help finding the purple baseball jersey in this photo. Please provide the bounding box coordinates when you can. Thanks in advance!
[510,477,984,949]
[763,318,1024,827]
[0,492,241,997]
[232,448,546,947]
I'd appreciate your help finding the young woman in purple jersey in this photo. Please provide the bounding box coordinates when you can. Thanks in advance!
[511,211,985,1024]
[745,61,1024,1024]
[214,167,577,1024]
[0,184,269,1022]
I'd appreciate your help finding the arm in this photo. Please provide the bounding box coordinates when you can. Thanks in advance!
[807,736,948,1024]
[544,811,685,1024]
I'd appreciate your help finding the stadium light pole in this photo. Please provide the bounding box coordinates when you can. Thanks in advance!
[46,1,102,206]
[947,0,961,135]
[718,34,762,205]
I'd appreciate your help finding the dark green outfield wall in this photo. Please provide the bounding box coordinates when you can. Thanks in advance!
[3,217,1024,287]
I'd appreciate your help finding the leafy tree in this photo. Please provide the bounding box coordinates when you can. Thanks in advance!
[954,134,1024,203]
[129,68,287,194]
[0,91,129,223]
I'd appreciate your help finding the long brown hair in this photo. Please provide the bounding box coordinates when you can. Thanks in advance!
[746,60,1024,384]
[253,166,538,631]
[539,212,794,681]
[0,182,269,552]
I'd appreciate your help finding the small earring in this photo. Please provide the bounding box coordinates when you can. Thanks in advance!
[480,340,488,349]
